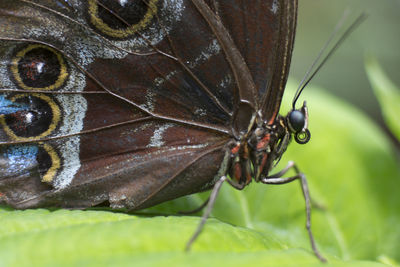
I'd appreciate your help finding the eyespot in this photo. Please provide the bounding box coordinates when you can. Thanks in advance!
[288,110,305,133]
[87,0,159,39]
[10,44,68,91]
[0,94,61,141]
[39,143,61,183]
[0,143,61,184]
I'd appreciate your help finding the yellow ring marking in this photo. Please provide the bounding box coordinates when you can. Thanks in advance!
[10,44,68,91]
[88,0,158,38]
[0,93,61,141]
[40,143,61,183]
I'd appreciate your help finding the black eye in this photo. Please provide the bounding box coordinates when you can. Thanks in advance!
[288,110,305,133]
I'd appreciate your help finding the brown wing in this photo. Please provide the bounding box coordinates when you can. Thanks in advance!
[0,0,296,209]
[214,0,298,121]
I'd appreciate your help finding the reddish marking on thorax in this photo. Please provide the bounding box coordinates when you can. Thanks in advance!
[231,144,240,154]
[257,134,270,150]
[233,162,242,182]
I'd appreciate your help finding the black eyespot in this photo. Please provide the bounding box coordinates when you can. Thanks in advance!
[288,110,305,133]
[88,0,159,39]
[10,45,68,91]
[0,94,61,141]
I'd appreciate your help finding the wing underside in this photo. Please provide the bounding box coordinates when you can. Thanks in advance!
[0,0,296,209]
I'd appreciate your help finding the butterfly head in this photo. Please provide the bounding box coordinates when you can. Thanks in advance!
[286,101,311,145]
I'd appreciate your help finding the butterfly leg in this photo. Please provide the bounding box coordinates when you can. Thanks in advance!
[179,175,246,216]
[185,174,246,251]
[178,197,210,215]
[261,161,327,262]
[185,175,228,251]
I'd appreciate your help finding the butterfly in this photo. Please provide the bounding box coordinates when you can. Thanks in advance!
[0,0,326,261]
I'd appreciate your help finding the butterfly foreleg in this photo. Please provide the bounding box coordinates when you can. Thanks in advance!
[181,175,248,215]
[177,197,210,215]
[261,161,327,262]
[185,175,227,251]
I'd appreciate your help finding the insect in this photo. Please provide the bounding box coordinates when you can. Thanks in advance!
[0,0,367,262]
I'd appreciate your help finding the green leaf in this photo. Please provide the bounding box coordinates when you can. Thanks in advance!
[202,82,400,263]
[365,55,400,140]
[1,83,398,266]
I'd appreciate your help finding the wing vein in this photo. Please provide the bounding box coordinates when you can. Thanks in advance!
[0,37,230,135]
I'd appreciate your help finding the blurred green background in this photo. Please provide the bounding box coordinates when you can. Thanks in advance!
[291,0,399,144]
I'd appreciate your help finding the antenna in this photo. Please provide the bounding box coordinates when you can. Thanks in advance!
[292,13,368,109]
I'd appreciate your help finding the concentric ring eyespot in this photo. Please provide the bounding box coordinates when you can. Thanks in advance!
[0,94,61,141]
[38,143,61,184]
[10,44,68,91]
[0,143,61,185]
[87,0,159,39]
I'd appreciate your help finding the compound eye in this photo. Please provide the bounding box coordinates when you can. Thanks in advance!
[288,110,305,133]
